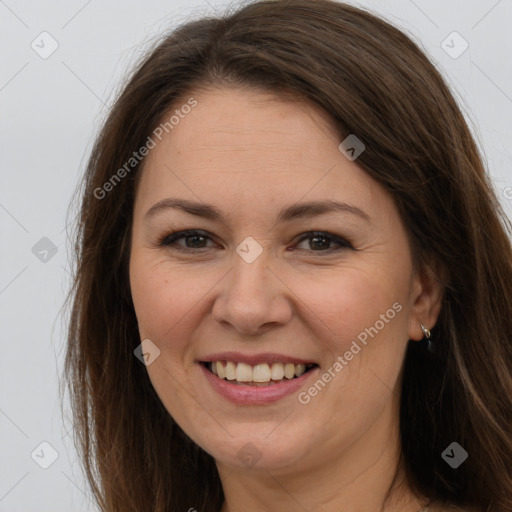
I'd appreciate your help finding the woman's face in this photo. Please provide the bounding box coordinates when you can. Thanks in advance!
[129,87,439,475]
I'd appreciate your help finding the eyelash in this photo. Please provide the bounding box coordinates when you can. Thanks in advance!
[158,229,353,253]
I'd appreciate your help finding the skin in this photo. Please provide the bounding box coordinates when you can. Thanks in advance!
[129,87,444,512]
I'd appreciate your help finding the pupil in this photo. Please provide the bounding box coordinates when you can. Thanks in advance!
[311,236,329,250]
[187,235,206,248]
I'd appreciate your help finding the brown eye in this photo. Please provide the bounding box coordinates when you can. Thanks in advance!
[294,231,352,252]
[160,230,214,250]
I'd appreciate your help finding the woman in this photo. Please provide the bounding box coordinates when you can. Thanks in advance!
[63,1,512,511]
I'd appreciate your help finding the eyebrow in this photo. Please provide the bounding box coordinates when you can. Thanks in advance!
[144,198,371,223]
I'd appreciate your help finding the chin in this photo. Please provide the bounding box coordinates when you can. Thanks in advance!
[198,426,313,472]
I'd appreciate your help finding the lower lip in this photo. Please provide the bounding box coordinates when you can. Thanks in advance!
[199,364,319,405]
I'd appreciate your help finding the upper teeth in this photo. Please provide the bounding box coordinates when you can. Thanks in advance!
[210,361,312,382]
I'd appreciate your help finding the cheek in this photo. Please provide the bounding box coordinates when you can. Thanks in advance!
[129,249,205,333]
[130,251,411,360]
[290,269,409,437]
[129,255,211,414]
[290,265,408,356]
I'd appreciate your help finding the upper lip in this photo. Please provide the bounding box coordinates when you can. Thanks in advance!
[198,351,317,366]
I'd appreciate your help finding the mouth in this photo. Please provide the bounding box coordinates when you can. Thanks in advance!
[201,360,319,387]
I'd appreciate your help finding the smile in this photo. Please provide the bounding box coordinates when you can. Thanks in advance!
[199,358,320,405]
[203,361,317,386]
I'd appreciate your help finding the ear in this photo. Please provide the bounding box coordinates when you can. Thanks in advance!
[407,261,446,341]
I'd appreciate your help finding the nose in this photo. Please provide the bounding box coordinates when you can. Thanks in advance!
[211,252,293,335]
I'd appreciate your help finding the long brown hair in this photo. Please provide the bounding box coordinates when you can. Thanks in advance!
[63,1,512,510]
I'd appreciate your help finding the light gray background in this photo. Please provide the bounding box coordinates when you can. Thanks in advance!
[1,0,511,510]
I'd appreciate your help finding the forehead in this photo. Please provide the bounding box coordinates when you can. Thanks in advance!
[135,87,392,224]
[160,88,339,164]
